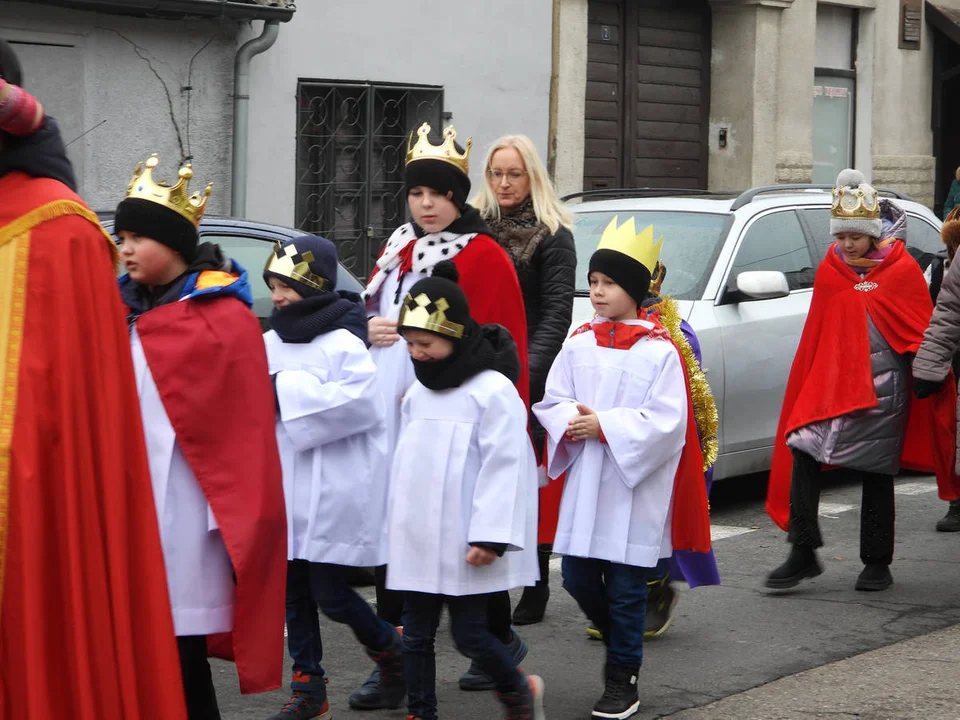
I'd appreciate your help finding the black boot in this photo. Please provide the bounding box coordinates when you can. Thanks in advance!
[855,563,893,591]
[764,545,823,589]
[936,500,960,532]
[512,545,551,625]
[592,665,640,719]
[347,628,405,710]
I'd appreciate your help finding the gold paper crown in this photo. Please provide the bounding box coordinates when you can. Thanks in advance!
[831,184,880,221]
[398,291,464,339]
[264,241,329,293]
[596,216,663,273]
[405,123,472,175]
[124,153,212,228]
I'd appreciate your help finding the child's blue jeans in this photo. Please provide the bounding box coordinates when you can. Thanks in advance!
[402,591,526,720]
[561,555,650,668]
[285,560,396,689]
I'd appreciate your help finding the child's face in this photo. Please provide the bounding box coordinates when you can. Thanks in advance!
[268,277,303,309]
[117,230,186,287]
[589,271,638,322]
[408,186,460,234]
[835,232,875,261]
[404,328,455,362]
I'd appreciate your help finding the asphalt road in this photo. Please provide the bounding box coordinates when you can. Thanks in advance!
[213,472,960,719]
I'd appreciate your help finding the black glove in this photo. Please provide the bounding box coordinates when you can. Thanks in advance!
[913,377,944,399]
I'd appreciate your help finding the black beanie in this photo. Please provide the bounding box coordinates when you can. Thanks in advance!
[0,39,23,86]
[588,249,651,307]
[405,132,471,209]
[114,197,199,263]
[399,261,470,341]
[263,234,338,298]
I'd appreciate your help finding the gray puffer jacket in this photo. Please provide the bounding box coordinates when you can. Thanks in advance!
[913,256,960,473]
[787,201,911,475]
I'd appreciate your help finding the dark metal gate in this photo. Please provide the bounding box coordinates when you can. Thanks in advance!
[295,81,444,279]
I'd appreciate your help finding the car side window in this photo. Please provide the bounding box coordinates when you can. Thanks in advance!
[904,215,943,271]
[202,234,276,318]
[729,210,815,292]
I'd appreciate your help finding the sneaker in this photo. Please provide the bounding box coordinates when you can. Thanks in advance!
[497,674,545,720]
[458,630,529,691]
[348,628,405,710]
[855,563,893,592]
[586,625,604,641]
[936,500,960,532]
[267,673,331,720]
[764,545,823,589]
[644,579,678,639]
[592,665,639,719]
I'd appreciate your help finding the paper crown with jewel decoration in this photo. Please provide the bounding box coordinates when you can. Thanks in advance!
[405,122,472,175]
[123,153,212,228]
[398,291,465,339]
[596,216,663,273]
[264,241,329,293]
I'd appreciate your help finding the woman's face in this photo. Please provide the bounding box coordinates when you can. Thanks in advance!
[487,147,531,210]
[835,232,874,261]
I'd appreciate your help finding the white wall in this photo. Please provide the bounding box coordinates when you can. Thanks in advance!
[0,2,237,213]
[244,1,554,228]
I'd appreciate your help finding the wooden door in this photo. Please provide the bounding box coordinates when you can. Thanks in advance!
[583,0,711,191]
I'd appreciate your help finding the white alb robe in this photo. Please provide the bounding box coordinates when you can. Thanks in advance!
[265,327,389,567]
[131,328,235,636]
[386,370,539,596]
[533,320,688,568]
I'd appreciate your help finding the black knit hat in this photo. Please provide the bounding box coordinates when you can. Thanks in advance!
[0,39,23,86]
[114,197,199,262]
[399,261,470,341]
[588,249,651,307]
[263,234,338,298]
[405,132,471,209]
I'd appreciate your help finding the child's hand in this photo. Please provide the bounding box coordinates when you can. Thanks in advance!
[466,546,497,567]
[368,316,401,347]
[566,404,601,441]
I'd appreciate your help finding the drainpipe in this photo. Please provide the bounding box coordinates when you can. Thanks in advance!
[232,20,280,217]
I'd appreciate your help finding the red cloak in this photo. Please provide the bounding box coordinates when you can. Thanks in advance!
[129,281,287,694]
[766,242,960,531]
[0,172,187,719]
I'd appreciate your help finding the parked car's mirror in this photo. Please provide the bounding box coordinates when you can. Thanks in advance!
[736,271,790,300]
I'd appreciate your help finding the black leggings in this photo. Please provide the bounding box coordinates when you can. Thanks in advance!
[788,450,895,565]
[375,567,513,644]
[177,636,221,720]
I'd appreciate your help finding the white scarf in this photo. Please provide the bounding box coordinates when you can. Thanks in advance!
[362,222,477,301]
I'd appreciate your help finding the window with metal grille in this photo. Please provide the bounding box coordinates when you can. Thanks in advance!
[295,81,444,280]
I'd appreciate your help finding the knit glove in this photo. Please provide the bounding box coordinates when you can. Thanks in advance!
[0,78,43,136]
[913,377,944,399]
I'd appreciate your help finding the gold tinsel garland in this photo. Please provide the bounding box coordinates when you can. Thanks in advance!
[650,297,719,471]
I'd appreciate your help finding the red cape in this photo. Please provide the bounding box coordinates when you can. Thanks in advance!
[0,173,187,719]
[766,242,960,530]
[131,288,287,694]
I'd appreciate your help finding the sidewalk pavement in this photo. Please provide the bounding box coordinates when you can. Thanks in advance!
[666,623,960,720]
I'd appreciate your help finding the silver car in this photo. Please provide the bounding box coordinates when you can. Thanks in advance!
[566,186,944,481]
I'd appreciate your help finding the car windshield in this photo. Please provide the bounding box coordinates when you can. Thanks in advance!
[571,210,729,300]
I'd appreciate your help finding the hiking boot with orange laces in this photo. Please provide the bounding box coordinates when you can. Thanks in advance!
[267,672,331,719]
[496,674,545,720]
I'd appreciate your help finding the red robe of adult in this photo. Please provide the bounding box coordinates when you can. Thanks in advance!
[766,242,960,530]
[124,268,287,695]
[0,172,187,719]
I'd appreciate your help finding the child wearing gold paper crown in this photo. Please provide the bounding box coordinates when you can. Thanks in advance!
[116,155,287,719]
[385,260,543,720]
[262,234,402,720]
[534,218,710,720]
[765,169,959,594]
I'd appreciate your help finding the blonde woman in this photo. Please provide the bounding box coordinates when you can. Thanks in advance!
[472,135,576,644]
